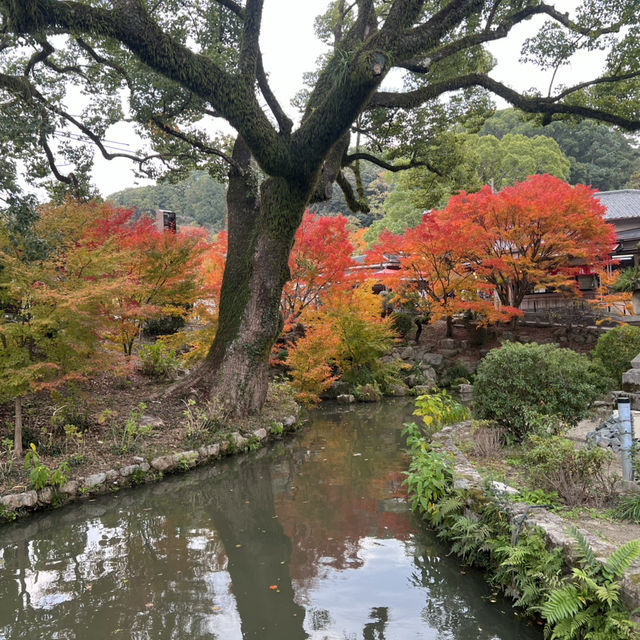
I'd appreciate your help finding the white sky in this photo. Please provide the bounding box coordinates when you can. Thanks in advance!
[91,0,605,197]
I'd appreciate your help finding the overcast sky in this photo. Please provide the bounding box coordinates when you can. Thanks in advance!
[91,0,604,197]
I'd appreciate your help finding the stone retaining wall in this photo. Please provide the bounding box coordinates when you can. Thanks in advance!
[0,417,299,523]
[432,423,640,613]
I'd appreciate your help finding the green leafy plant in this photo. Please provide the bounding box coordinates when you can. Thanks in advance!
[593,324,640,386]
[473,342,609,441]
[613,495,640,523]
[24,443,70,490]
[491,529,564,611]
[523,435,615,506]
[541,528,640,640]
[413,389,470,435]
[514,488,561,507]
[402,422,454,519]
[269,421,284,436]
[120,403,151,451]
[138,341,181,380]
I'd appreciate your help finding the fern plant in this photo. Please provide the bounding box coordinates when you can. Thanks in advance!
[441,514,493,566]
[491,529,564,612]
[541,527,640,640]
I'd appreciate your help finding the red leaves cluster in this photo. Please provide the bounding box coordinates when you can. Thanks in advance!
[281,212,357,328]
[370,175,616,324]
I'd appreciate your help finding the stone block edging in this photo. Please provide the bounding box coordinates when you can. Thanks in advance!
[0,423,288,524]
[432,423,640,613]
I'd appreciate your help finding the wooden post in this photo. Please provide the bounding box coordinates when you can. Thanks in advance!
[14,396,23,457]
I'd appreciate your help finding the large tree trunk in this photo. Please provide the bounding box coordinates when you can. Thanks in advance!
[171,138,309,417]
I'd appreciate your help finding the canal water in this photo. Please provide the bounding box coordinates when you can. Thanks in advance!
[0,400,541,639]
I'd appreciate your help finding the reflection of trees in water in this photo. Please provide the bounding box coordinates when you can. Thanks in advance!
[0,489,229,639]
[273,402,416,590]
[0,450,310,640]
[410,530,541,640]
[205,456,308,639]
[362,607,388,640]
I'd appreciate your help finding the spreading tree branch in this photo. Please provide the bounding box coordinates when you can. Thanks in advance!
[345,151,444,176]
[371,73,640,131]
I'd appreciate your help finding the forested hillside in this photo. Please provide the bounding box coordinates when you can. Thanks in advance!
[107,171,227,233]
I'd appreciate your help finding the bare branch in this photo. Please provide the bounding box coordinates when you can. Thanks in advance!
[76,37,132,86]
[256,54,293,135]
[212,0,245,18]
[149,116,240,170]
[39,130,80,193]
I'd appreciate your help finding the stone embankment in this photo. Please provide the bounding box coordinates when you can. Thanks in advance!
[0,413,300,522]
[432,422,640,613]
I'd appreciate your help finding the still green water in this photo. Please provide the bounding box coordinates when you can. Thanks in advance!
[0,399,541,639]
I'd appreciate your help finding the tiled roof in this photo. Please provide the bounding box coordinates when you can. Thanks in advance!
[594,189,640,220]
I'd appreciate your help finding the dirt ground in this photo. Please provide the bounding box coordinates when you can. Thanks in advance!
[0,368,295,497]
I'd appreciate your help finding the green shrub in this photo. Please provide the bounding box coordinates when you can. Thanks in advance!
[611,267,638,293]
[138,341,180,379]
[390,312,414,340]
[473,342,608,440]
[593,324,640,385]
[143,314,186,336]
[522,435,615,506]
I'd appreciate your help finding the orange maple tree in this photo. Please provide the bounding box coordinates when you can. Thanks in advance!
[281,212,356,328]
[439,175,617,310]
[370,213,519,336]
[39,202,209,357]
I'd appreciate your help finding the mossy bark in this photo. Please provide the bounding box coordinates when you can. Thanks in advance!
[171,138,308,416]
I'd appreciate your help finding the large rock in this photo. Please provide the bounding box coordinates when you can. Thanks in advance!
[420,353,443,368]
[0,491,38,509]
[199,444,221,460]
[120,463,147,477]
[151,454,178,473]
[230,432,249,450]
[400,346,416,360]
[623,368,640,388]
[61,480,80,496]
[84,473,107,489]
[337,394,355,404]
[139,415,165,429]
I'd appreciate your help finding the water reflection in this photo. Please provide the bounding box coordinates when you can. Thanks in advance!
[0,400,541,640]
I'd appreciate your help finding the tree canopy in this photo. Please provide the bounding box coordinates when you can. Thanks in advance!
[366,130,571,240]
[480,109,640,191]
[2,0,640,416]
[107,171,227,232]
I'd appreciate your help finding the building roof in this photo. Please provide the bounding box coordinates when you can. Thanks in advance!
[594,189,640,221]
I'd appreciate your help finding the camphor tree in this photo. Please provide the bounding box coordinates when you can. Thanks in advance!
[1,1,640,417]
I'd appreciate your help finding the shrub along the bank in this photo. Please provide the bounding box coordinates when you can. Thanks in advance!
[593,324,640,386]
[473,342,609,441]
[403,421,640,640]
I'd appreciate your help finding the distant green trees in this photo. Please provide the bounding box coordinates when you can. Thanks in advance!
[480,110,640,192]
[366,132,570,241]
[107,171,227,233]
